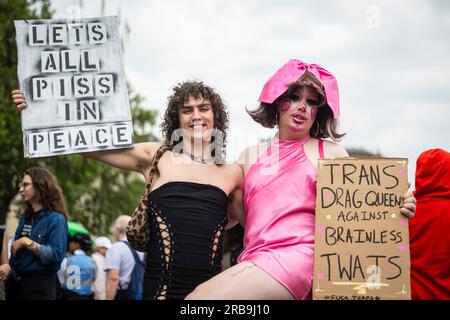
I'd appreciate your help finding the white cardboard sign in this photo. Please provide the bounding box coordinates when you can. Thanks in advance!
[14,16,133,158]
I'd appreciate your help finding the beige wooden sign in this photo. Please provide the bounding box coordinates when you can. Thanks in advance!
[313,158,410,300]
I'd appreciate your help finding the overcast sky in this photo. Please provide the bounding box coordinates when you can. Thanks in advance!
[51,0,450,186]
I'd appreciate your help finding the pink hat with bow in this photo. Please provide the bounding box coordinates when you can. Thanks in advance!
[258,59,340,119]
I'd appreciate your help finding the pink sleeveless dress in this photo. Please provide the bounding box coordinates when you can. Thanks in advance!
[237,135,324,300]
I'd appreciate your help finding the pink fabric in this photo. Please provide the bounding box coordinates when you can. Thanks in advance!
[318,139,324,158]
[238,135,318,300]
[258,59,340,119]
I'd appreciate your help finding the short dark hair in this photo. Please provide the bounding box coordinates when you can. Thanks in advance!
[69,233,92,252]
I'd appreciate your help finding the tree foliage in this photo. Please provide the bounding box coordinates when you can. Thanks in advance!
[0,0,53,225]
[346,147,382,157]
[0,1,159,236]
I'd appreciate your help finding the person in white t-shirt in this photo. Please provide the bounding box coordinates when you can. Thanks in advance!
[91,236,112,300]
[104,215,144,300]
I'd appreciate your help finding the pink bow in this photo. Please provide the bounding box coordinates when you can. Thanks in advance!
[258,59,340,119]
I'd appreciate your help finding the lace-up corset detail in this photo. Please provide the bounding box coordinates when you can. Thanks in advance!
[142,181,228,300]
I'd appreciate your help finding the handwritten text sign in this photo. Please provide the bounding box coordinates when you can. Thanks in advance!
[313,158,410,300]
[14,16,133,158]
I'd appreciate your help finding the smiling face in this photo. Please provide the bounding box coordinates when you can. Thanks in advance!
[278,87,321,139]
[162,82,229,162]
[178,95,215,142]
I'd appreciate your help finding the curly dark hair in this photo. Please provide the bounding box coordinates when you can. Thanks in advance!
[247,71,345,141]
[24,166,68,219]
[161,81,229,163]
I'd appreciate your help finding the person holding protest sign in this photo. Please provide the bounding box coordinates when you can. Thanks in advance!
[186,59,417,300]
[12,81,244,300]
[6,166,68,300]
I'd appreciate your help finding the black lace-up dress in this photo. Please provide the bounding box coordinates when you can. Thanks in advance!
[142,181,228,300]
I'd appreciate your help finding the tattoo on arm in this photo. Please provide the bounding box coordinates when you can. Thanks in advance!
[230,262,256,277]
[30,242,41,257]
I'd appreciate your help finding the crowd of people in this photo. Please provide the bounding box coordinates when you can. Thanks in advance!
[2,57,447,300]
[0,166,143,300]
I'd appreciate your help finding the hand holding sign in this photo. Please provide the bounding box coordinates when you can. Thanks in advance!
[12,90,27,112]
[14,16,133,158]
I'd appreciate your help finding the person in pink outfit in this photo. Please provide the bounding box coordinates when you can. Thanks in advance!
[186,59,417,300]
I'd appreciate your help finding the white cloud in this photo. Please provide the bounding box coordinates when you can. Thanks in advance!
[51,0,450,185]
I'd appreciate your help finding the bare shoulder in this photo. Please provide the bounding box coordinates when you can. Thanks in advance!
[136,142,161,164]
[322,140,349,158]
[141,142,162,158]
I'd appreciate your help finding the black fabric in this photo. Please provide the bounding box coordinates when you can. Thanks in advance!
[62,289,95,300]
[5,272,61,300]
[115,288,130,300]
[143,181,228,300]
[20,209,43,237]
[0,228,4,258]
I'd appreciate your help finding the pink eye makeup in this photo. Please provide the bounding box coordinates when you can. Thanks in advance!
[280,101,291,112]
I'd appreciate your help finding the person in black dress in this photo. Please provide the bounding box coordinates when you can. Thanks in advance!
[13,82,245,299]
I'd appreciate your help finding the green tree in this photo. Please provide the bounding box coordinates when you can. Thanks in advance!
[0,0,53,225]
[0,1,159,236]
[346,147,382,157]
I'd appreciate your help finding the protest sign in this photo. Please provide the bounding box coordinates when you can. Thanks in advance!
[313,158,411,300]
[14,16,133,158]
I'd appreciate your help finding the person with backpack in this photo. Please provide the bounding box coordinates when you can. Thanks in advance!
[104,215,145,300]
[59,223,97,300]
[120,239,145,300]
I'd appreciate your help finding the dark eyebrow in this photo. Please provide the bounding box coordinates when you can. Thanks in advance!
[182,103,211,108]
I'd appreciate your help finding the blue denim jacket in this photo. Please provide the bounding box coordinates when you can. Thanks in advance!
[10,210,68,274]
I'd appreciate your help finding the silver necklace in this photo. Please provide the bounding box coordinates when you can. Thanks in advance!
[183,151,213,164]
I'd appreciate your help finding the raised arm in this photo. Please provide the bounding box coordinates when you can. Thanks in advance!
[83,142,160,177]
[12,89,159,177]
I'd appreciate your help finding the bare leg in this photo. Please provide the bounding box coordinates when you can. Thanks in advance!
[185,261,295,300]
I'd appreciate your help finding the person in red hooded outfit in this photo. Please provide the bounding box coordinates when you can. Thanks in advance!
[410,148,450,300]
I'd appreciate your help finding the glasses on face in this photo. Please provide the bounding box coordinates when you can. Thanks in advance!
[19,182,33,189]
